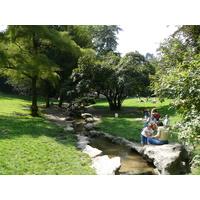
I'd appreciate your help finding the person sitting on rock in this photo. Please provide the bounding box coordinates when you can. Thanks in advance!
[141,123,154,146]
[147,121,169,145]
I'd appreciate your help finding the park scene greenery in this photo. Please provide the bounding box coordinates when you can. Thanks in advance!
[0,25,200,175]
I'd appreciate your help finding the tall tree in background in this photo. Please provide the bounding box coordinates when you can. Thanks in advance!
[89,25,122,56]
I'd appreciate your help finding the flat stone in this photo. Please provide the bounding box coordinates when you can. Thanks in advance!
[83,145,102,158]
[76,135,90,150]
[85,117,94,123]
[81,113,94,118]
[84,123,94,130]
[91,155,121,175]
[64,126,74,131]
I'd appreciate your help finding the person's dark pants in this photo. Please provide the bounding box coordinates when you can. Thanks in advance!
[141,135,148,145]
[148,138,168,145]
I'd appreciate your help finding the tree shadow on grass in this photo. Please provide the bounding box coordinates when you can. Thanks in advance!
[0,114,76,147]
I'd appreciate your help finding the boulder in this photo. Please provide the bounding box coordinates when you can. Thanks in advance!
[142,143,190,175]
[91,155,121,175]
[64,126,74,132]
[87,131,191,175]
[77,130,191,175]
[83,145,102,158]
[76,133,121,175]
[85,117,94,123]
[65,117,73,121]
[84,123,95,131]
[76,134,90,150]
[81,113,94,119]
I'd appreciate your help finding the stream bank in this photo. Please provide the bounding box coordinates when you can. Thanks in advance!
[43,106,193,175]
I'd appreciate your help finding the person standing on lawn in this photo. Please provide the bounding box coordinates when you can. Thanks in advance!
[164,115,170,127]
[143,108,150,120]
[147,121,169,145]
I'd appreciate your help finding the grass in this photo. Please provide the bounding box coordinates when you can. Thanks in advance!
[0,93,95,175]
[1,93,199,175]
[93,97,180,143]
[94,97,200,174]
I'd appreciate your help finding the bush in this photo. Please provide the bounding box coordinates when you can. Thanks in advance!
[75,97,96,106]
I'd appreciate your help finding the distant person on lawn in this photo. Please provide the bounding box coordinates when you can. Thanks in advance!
[144,114,157,129]
[143,108,150,120]
[147,121,169,145]
[164,114,170,127]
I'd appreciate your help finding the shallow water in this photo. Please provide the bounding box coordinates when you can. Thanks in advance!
[89,136,155,175]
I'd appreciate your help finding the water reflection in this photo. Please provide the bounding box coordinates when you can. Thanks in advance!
[89,136,155,175]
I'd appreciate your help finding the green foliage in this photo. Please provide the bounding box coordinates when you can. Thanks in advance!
[0,25,86,115]
[154,55,200,147]
[75,97,96,106]
[89,25,122,56]
[72,51,154,110]
[153,25,200,147]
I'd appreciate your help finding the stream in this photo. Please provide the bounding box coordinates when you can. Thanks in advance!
[89,135,155,175]
[73,118,155,175]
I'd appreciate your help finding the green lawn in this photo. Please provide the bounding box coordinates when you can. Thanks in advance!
[1,93,199,175]
[0,93,95,175]
[94,97,180,142]
[93,97,200,174]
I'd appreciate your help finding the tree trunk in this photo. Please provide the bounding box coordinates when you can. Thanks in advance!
[107,97,121,110]
[45,93,50,108]
[58,94,64,108]
[31,76,39,117]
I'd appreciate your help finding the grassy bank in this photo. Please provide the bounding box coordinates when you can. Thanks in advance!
[93,97,200,174]
[0,93,95,175]
[93,97,180,142]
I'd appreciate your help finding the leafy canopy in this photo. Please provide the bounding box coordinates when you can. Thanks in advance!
[72,51,154,110]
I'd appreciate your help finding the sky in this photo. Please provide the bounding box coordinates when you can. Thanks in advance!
[0,24,177,57]
[117,24,178,56]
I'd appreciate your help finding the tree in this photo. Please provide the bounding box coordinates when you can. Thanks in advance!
[72,51,154,110]
[44,25,94,107]
[89,25,122,56]
[153,25,200,146]
[0,25,81,116]
[174,25,200,53]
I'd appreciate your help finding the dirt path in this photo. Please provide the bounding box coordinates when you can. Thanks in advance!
[84,106,140,117]
[42,105,140,127]
[42,106,69,127]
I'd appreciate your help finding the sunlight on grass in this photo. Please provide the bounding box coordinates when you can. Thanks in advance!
[95,97,180,143]
[0,93,95,175]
